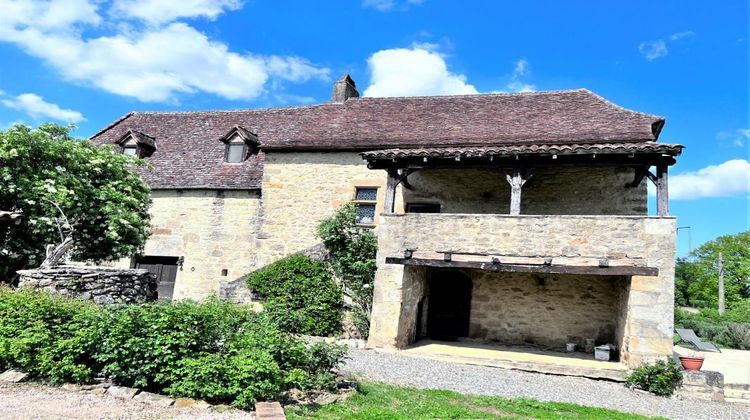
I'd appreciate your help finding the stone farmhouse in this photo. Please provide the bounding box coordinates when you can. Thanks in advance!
[91,75,682,369]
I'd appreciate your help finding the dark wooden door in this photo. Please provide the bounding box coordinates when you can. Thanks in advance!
[135,256,178,300]
[427,270,472,340]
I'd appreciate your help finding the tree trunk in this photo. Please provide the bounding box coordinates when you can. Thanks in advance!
[40,236,74,268]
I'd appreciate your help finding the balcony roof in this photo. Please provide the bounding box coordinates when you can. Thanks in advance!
[363,142,683,169]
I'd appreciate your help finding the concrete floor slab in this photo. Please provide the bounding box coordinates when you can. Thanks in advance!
[396,340,628,381]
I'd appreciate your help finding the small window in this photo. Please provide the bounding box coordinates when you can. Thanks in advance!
[225,143,247,163]
[406,203,441,213]
[354,187,378,225]
[122,145,138,156]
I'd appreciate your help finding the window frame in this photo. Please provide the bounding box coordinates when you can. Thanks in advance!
[353,186,379,227]
[224,141,248,163]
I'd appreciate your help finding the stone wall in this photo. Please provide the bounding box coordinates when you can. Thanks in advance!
[256,152,389,267]
[404,166,646,215]
[112,189,261,300]
[368,213,676,368]
[17,266,156,304]
[677,370,725,402]
[468,271,628,350]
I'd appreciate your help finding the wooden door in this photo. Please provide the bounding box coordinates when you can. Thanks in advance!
[135,256,178,300]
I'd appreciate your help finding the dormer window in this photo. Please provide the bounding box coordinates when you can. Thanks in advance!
[122,138,138,156]
[116,129,156,158]
[219,125,260,163]
[225,136,247,163]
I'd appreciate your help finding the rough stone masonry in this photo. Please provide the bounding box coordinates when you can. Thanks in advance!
[17,266,157,304]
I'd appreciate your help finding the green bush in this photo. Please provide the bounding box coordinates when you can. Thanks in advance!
[625,359,683,396]
[0,288,345,409]
[245,255,342,336]
[316,203,377,339]
[675,305,750,350]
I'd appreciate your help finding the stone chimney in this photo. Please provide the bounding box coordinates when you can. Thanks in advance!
[331,74,359,102]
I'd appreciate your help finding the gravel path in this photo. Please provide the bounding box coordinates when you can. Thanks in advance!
[342,349,750,420]
[0,382,252,419]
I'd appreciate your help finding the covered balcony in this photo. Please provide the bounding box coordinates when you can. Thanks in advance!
[363,142,682,374]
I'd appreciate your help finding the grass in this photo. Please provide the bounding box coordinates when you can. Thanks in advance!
[285,381,657,419]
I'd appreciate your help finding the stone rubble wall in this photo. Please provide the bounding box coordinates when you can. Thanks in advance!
[677,370,725,402]
[17,266,157,304]
[368,214,676,368]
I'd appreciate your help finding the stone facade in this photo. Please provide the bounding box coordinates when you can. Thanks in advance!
[256,152,388,267]
[368,213,676,368]
[17,266,156,304]
[113,189,261,300]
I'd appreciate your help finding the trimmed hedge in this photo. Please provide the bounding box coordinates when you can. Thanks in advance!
[246,255,343,336]
[0,288,345,409]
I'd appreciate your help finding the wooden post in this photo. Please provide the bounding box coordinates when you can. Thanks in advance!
[505,169,529,215]
[656,163,669,217]
[718,252,726,315]
[384,168,399,214]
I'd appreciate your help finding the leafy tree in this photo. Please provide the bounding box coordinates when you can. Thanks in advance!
[676,231,750,309]
[316,203,378,338]
[0,124,151,283]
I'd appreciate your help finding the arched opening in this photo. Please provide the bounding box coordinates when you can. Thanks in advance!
[426,269,472,340]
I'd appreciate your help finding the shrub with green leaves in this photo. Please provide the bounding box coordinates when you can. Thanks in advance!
[675,306,750,350]
[0,124,151,283]
[245,255,343,336]
[0,288,345,409]
[316,203,377,338]
[625,359,683,396]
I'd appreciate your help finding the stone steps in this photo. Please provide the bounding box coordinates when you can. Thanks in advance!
[725,384,750,404]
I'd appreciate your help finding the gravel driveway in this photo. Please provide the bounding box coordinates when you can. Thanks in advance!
[342,348,750,420]
[0,382,252,419]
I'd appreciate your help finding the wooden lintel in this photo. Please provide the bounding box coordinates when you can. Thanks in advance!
[366,154,677,170]
[385,257,659,276]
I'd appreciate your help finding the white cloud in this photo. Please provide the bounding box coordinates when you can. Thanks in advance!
[363,46,478,97]
[669,31,695,41]
[716,128,750,148]
[504,59,536,93]
[638,40,668,60]
[363,0,423,12]
[0,0,329,103]
[1,93,85,123]
[668,159,750,200]
[110,0,243,25]
[639,30,695,61]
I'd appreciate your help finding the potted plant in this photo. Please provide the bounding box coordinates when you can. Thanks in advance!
[678,351,704,371]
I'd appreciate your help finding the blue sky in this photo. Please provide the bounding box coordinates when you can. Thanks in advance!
[0,0,747,255]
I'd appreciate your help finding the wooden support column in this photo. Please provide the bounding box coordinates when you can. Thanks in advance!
[656,163,669,217]
[384,167,399,214]
[505,169,531,215]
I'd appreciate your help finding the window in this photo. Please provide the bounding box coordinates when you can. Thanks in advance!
[225,142,247,163]
[121,138,138,157]
[122,145,138,156]
[406,203,441,213]
[354,187,378,225]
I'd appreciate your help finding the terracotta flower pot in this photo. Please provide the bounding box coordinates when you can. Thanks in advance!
[679,356,704,371]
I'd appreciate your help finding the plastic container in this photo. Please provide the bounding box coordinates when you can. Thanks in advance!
[565,343,576,353]
[594,345,611,361]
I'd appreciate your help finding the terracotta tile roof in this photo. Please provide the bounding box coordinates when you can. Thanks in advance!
[361,142,684,160]
[90,89,668,189]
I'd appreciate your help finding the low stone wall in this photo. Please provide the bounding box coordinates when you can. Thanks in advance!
[17,266,157,304]
[677,370,724,402]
